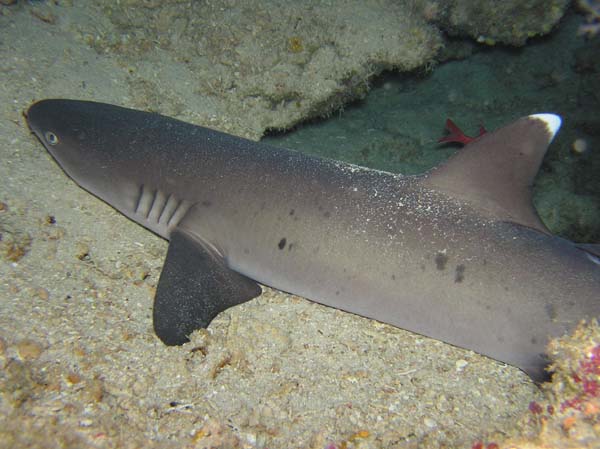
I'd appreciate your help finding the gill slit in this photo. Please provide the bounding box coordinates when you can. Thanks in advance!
[157,194,172,224]
[147,188,158,220]
[134,184,144,215]
[167,200,184,227]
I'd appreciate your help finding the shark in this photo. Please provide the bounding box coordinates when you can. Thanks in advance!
[26,99,600,381]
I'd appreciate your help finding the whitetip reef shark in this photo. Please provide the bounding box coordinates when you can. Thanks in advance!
[26,99,600,381]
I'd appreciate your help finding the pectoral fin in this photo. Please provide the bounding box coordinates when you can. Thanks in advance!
[153,229,261,345]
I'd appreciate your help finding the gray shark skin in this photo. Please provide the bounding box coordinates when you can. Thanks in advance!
[26,99,600,381]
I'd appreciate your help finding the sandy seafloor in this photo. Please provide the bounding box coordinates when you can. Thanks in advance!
[0,2,599,449]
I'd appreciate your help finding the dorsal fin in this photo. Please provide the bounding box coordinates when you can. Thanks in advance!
[422,114,561,233]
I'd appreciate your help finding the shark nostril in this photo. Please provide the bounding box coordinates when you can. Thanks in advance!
[44,131,59,145]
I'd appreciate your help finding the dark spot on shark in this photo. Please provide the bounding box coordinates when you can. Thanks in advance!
[288,242,294,251]
[435,252,448,270]
[531,336,537,345]
[335,290,340,296]
[278,238,286,250]
[323,211,331,218]
[455,264,465,283]
[289,209,295,216]
[244,248,250,255]
[391,274,396,280]
[201,200,212,207]
[545,303,557,320]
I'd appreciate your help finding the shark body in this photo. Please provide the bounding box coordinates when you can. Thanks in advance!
[26,99,600,380]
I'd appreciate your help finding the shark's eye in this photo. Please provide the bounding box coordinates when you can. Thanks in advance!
[44,131,59,146]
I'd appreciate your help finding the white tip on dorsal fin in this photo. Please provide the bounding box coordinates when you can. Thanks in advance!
[528,114,562,142]
[423,114,563,233]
